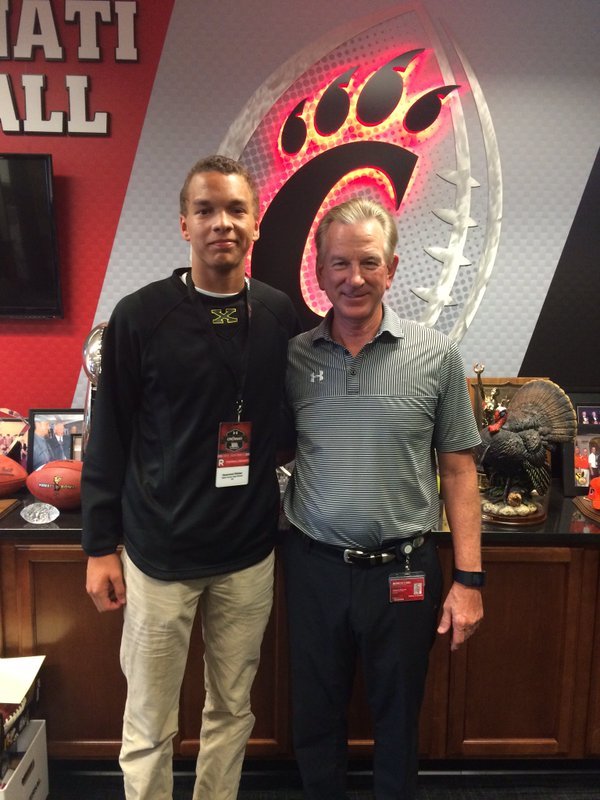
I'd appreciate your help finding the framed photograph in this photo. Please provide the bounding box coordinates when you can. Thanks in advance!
[467,376,544,429]
[561,389,600,496]
[0,408,29,470]
[558,491,600,533]
[576,404,600,430]
[27,409,84,473]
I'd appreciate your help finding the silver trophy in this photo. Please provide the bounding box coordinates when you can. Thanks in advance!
[81,322,107,455]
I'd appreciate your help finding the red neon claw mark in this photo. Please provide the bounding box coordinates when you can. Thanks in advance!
[281,99,308,155]
[314,67,357,136]
[404,85,459,133]
[356,50,424,126]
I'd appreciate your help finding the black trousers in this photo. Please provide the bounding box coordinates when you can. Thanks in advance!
[282,528,443,800]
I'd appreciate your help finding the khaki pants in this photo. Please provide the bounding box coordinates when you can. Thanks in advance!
[119,549,274,800]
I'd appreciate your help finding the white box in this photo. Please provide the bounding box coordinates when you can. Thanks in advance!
[0,720,48,800]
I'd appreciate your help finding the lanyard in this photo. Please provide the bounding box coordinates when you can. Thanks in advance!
[186,270,251,421]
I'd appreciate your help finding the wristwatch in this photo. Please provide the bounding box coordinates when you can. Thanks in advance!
[453,568,486,587]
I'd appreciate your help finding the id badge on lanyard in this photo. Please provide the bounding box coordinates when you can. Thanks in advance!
[185,272,252,489]
[216,419,252,487]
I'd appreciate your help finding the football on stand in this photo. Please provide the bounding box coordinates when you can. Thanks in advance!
[0,454,27,497]
[26,459,83,510]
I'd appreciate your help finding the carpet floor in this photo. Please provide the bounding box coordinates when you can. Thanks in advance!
[47,767,600,799]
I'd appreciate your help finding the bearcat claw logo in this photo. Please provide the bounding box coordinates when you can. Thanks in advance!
[233,9,502,338]
[251,50,458,330]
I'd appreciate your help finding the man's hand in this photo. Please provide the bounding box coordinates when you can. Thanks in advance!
[86,553,126,613]
[437,581,483,651]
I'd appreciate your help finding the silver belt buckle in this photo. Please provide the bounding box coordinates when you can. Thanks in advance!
[343,548,396,565]
[343,548,364,564]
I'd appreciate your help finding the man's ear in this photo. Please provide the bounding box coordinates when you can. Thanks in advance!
[386,254,399,288]
[180,214,191,242]
[252,220,260,242]
[316,261,325,291]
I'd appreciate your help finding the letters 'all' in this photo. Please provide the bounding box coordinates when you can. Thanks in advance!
[0,73,109,134]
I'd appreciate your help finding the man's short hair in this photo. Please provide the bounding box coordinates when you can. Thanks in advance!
[315,197,398,265]
[179,155,259,216]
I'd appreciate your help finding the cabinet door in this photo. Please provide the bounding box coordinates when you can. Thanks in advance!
[10,544,126,758]
[586,550,600,755]
[447,546,588,757]
[172,558,291,758]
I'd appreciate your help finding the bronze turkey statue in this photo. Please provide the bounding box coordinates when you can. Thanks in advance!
[475,379,576,513]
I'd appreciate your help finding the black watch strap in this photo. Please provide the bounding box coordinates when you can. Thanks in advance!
[453,568,486,587]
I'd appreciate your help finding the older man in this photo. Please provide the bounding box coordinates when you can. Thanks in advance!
[282,197,484,800]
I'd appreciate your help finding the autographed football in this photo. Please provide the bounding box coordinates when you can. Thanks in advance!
[26,459,83,510]
[0,454,27,497]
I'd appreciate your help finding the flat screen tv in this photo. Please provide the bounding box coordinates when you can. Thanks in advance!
[0,153,63,318]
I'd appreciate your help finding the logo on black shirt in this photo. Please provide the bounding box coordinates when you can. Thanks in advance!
[211,307,238,324]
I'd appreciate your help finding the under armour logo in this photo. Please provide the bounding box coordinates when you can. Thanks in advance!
[211,308,238,324]
[310,370,324,382]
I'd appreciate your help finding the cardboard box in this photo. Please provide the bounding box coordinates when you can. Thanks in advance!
[0,721,48,800]
[0,658,45,705]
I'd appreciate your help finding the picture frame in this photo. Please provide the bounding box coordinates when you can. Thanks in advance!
[576,404,600,430]
[0,408,29,469]
[467,376,544,429]
[558,489,600,533]
[561,389,600,497]
[27,409,85,473]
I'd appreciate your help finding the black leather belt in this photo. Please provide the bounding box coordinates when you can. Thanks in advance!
[291,526,430,568]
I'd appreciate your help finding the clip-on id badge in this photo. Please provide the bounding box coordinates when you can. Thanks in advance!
[389,540,426,602]
[216,421,252,487]
[389,572,426,602]
[389,548,426,602]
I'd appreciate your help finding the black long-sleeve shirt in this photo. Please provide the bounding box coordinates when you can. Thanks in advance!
[81,268,299,580]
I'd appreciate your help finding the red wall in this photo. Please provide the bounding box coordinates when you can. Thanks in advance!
[1,1,174,416]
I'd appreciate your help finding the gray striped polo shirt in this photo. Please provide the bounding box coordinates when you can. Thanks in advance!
[283,305,481,549]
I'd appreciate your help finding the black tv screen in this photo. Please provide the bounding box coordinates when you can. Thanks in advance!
[0,153,63,318]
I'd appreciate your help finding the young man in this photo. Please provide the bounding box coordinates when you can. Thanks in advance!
[82,155,299,800]
[282,197,484,800]
[32,417,53,469]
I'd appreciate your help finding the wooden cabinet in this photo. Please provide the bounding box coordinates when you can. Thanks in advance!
[1,543,125,757]
[0,542,290,759]
[2,497,600,764]
[585,551,600,756]
[446,546,597,758]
